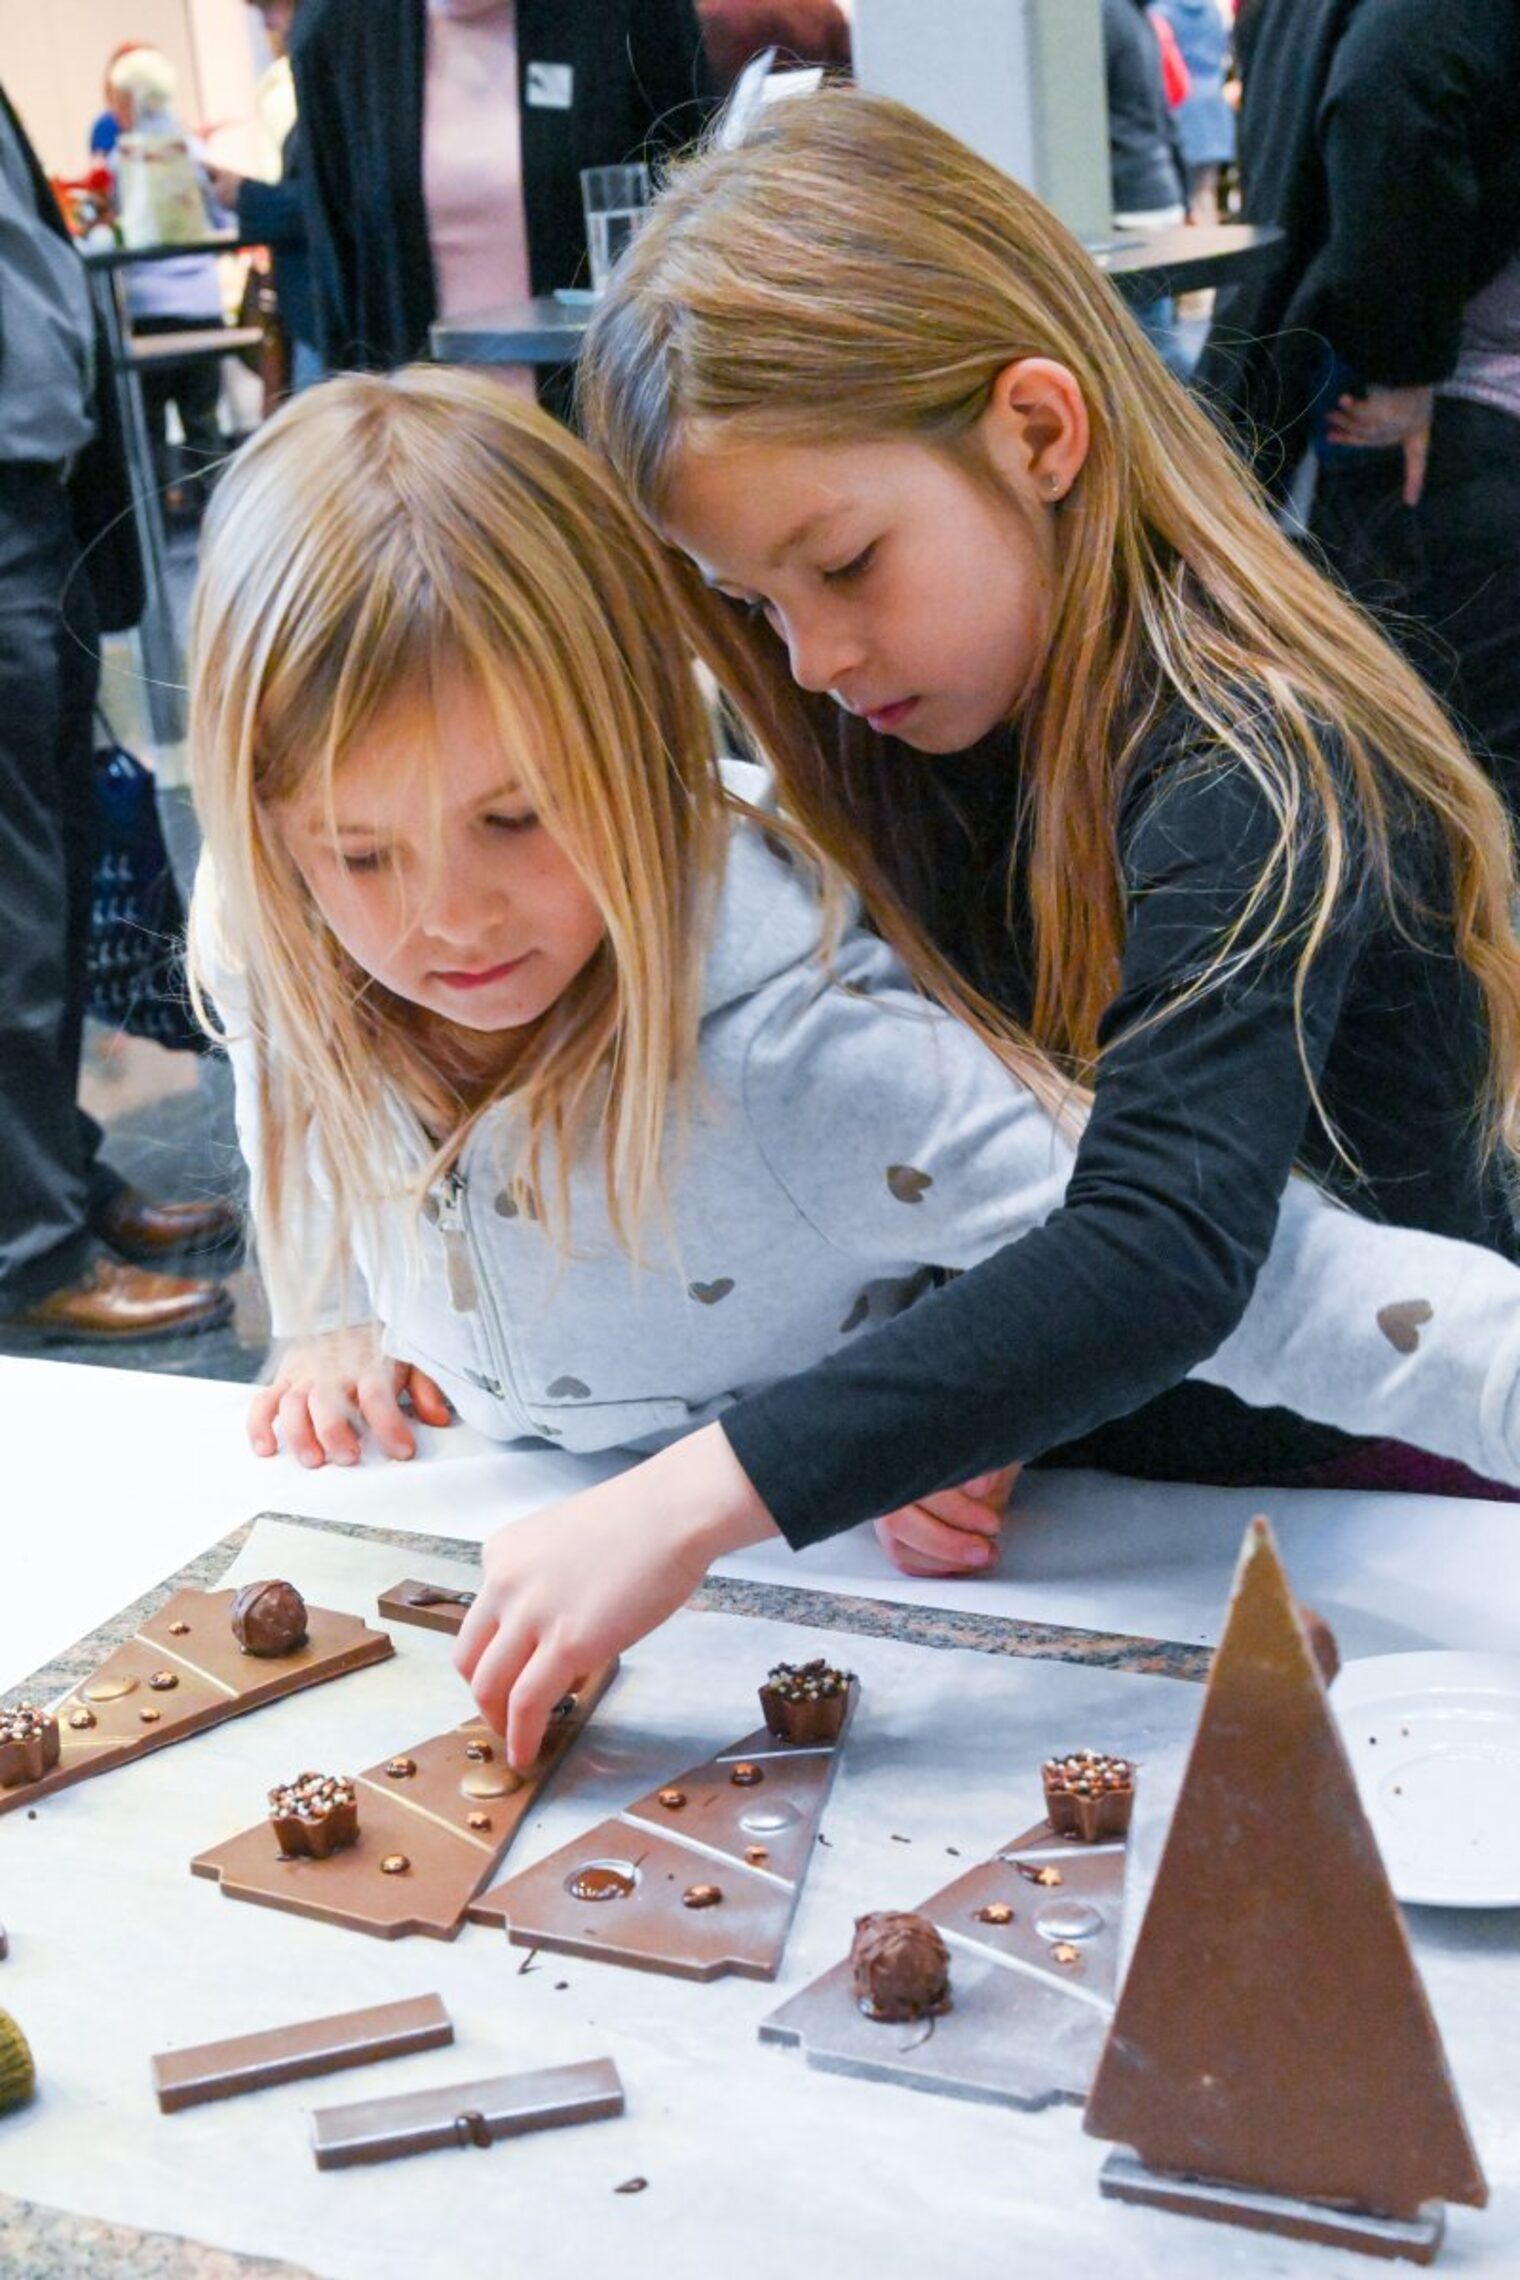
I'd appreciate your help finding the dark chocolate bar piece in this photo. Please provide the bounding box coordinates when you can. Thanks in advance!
[310,2056,624,2170]
[153,1992,453,2112]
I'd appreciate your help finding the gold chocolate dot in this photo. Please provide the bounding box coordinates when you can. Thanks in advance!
[467,1812,492,1832]
[465,1741,493,1763]
[461,1766,523,1800]
[974,1901,1014,1925]
[1037,1867,1063,1888]
[380,1854,410,1875]
[385,1757,417,1779]
[744,1845,769,1866]
[67,1708,96,1731]
[1051,1942,1081,1966]
[729,1763,764,1787]
[682,1883,723,1908]
[168,1621,190,1636]
[139,1708,161,1724]
[148,1671,179,1692]
[658,1788,687,1810]
[82,1674,138,1702]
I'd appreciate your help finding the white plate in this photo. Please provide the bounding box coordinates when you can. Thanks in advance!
[1331,1651,1520,1908]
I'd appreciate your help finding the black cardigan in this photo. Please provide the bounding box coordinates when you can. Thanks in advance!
[291,0,711,372]
[1196,0,1520,487]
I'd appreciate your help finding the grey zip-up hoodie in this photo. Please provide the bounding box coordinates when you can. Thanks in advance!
[204,764,1520,1481]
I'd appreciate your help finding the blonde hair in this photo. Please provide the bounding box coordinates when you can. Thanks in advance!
[109,46,179,116]
[580,86,1520,1158]
[188,368,725,1324]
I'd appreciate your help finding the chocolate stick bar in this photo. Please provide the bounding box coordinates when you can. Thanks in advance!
[377,1581,477,1638]
[310,2056,624,2170]
[153,1993,454,2112]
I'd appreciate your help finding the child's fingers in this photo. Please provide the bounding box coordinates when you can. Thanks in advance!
[277,1386,329,1469]
[873,1508,997,1572]
[405,1368,454,1429]
[504,1641,578,1772]
[307,1378,365,1466]
[353,1363,417,1460]
[467,1619,539,1749]
[247,1382,284,1456]
[453,1592,497,1683]
[915,1485,1004,1539]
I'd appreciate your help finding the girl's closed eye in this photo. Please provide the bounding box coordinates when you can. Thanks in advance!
[486,808,540,836]
[339,846,389,875]
[821,541,877,585]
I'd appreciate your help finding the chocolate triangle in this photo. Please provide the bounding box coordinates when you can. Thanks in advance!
[468,1684,857,1979]
[1084,1517,1487,2223]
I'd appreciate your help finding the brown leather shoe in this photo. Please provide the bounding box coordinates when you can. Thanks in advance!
[93,1186,242,1266]
[0,1258,234,1345]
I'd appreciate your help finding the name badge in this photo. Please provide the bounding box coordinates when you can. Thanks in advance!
[525,61,574,110]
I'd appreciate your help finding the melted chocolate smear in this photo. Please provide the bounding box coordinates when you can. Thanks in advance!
[568,1865,636,1902]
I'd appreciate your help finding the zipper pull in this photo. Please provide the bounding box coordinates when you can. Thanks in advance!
[431,1171,480,1314]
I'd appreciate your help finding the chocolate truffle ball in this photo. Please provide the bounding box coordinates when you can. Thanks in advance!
[851,1910,952,2023]
[229,1579,309,1658]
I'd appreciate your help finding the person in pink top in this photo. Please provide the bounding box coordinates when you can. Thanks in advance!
[291,0,711,392]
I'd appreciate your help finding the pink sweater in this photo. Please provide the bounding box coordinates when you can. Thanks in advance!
[423,0,533,393]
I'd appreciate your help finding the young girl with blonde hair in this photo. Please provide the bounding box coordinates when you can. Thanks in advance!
[443,91,1520,1762]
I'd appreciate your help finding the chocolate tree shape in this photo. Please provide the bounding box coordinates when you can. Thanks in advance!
[1084,1517,1487,2223]
[468,1682,858,1979]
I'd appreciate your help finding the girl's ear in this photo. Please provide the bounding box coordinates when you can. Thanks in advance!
[977,359,1090,501]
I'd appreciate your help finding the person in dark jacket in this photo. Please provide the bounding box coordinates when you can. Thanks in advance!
[210,0,321,391]
[290,0,711,378]
[1196,0,1520,816]
[0,86,236,1344]
[1102,0,1189,374]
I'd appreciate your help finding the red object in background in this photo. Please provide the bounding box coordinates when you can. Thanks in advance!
[1151,9,1192,106]
[50,165,116,236]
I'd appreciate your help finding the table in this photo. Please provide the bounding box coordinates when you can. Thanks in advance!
[430,222,1281,365]
[82,235,262,749]
[2,1356,1515,2277]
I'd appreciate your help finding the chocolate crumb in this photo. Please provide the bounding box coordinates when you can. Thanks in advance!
[614,2177,649,2195]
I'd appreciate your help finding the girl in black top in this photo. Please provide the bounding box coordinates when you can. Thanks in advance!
[454,89,1520,1765]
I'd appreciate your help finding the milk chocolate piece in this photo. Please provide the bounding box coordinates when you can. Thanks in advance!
[0,1586,392,1822]
[759,1658,854,1745]
[0,1703,59,1790]
[192,1660,618,1940]
[310,2056,624,2170]
[1041,1750,1134,1842]
[471,1678,859,1978]
[850,1911,951,2023]
[762,1821,1128,2108]
[0,2007,35,2114]
[269,1772,359,1859]
[376,1580,477,1636]
[152,1993,453,2112]
[230,1579,309,1658]
[1298,1600,1341,1686]
[1084,1516,1488,2236]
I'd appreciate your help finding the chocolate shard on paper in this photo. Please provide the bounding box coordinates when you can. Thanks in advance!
[153,1993,454,2112]
[469,1678,858,1979]
[310,2056,624,2170]
[191,1660,618,1940]
[0,1587,392,1820]
[1084,1515,1487,2246]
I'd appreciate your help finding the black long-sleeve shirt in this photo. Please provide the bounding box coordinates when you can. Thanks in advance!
[722,708,1513,1545]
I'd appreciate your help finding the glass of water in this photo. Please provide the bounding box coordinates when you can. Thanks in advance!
[580,163,653,294]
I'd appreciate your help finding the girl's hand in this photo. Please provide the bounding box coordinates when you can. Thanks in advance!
[872,1463,1022,1578]
[248,1328,453,1467]
[1323,384,1434,505]
[454,1423,778,1767]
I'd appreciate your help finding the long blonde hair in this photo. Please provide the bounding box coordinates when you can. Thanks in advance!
[188,368,726,1322]
[580,87,1520,1157]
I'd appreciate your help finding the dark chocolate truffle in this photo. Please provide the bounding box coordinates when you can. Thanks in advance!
[1042,1750,1135,1842]
[0,1703,60,1791]
[230,1579,309,1659]
[268,1771,359,1859]
[759,1657,855,1745]
[851,1910,952,2023]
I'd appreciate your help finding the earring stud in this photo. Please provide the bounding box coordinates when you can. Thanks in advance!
[1045,473,1062,496]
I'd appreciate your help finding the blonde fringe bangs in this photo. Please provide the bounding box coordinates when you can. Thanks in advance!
[581,86,1520,1162]
[188,369,724,1330]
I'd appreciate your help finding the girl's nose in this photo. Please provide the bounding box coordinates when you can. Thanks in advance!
[782,605,864,697]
